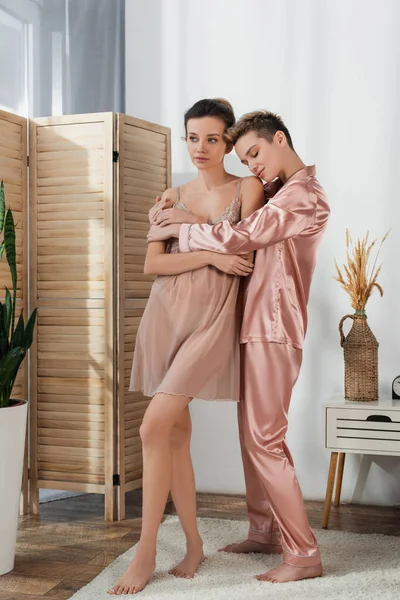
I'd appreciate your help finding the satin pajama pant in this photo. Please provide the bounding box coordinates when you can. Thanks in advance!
[238,341,321,566]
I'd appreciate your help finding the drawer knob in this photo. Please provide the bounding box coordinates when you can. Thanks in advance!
[366,415,392,423]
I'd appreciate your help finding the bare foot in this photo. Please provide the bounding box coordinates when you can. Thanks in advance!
[108,547,156,595]
[169,542,205,579]
[256,562,323,583]
[219,539,282,555]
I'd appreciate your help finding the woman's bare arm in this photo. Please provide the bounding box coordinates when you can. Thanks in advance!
[240,176,265,218]
[237,176,265,263]
[144,241,212,275]
[144,242,253,277]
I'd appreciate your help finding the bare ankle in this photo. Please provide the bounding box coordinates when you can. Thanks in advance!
[136,541,156,559]
[186,535,203,551]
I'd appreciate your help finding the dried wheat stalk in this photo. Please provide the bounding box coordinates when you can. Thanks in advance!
[334,230,389,311]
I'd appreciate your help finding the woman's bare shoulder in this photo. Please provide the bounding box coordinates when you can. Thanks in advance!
[160,187,178,202]
[240,175,264,192]
[239,176,265,217]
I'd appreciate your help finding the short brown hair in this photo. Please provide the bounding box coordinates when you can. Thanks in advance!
[228,110,294,150]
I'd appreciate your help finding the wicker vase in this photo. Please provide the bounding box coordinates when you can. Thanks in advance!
[339,310,379,401]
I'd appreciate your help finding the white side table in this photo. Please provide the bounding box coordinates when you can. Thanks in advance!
[322,394,400,528]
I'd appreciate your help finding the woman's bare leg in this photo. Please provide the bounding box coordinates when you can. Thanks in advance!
[108,393,191,596]
[169,407,205,578]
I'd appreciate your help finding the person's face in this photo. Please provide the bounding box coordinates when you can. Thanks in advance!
[186,117,230,169]
[235,130,286,182]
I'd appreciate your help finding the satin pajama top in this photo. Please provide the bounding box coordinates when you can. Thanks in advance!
[179,166,330,349]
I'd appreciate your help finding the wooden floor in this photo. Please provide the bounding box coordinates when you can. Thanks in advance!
[0,492,399,599]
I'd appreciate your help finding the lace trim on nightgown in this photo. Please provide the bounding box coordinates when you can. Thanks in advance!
[169,181,242,254]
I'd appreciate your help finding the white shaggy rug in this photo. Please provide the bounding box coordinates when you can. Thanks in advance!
[70,516,400,600]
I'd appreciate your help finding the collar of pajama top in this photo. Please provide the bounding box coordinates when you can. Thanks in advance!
[178,165,330,348]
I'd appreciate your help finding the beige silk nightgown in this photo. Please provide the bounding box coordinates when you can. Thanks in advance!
[130,182,243,401]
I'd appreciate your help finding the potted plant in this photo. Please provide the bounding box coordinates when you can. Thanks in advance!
[0,181,37,576]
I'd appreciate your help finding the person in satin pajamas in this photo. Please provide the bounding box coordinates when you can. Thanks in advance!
[149,110,330,584]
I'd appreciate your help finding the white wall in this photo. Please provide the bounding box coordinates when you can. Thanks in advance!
[126,0,400,505]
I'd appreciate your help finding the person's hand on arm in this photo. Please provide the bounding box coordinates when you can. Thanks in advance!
[154,206,207,227]
[148,191,174,226]
[148,189,207,228]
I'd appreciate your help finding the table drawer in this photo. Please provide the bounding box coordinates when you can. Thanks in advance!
[326,407,400,454]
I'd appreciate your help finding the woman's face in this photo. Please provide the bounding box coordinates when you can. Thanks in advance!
[235,130,285,182]
[186,116,229,170]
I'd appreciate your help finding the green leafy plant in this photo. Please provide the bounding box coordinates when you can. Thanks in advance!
[0,181,37,408]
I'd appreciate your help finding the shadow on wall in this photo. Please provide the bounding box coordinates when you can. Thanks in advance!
[351,455,400,505]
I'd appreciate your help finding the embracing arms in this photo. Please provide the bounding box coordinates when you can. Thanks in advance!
[143,188,255,277]
[149,182,319,254]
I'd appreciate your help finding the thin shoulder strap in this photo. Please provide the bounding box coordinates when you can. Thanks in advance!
[235,178,243,202]
[176,186,180,202]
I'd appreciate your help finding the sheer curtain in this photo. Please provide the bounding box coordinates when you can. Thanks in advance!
[40,0,125,116]
[0,0,125,118]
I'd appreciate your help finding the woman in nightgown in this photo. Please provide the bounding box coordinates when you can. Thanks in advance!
[109,99,264,596]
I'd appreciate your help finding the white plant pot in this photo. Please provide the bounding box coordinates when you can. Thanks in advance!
[0,400,27,576]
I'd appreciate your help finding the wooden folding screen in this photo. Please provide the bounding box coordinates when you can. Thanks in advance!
[116,115,171,519]
[0,110,29,513]
[29,113,171,520]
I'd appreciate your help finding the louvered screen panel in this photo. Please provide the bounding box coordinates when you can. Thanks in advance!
[0,110,28,513]
[116,115,171,519]
[0,110,28,402]
[29,114,115,519]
